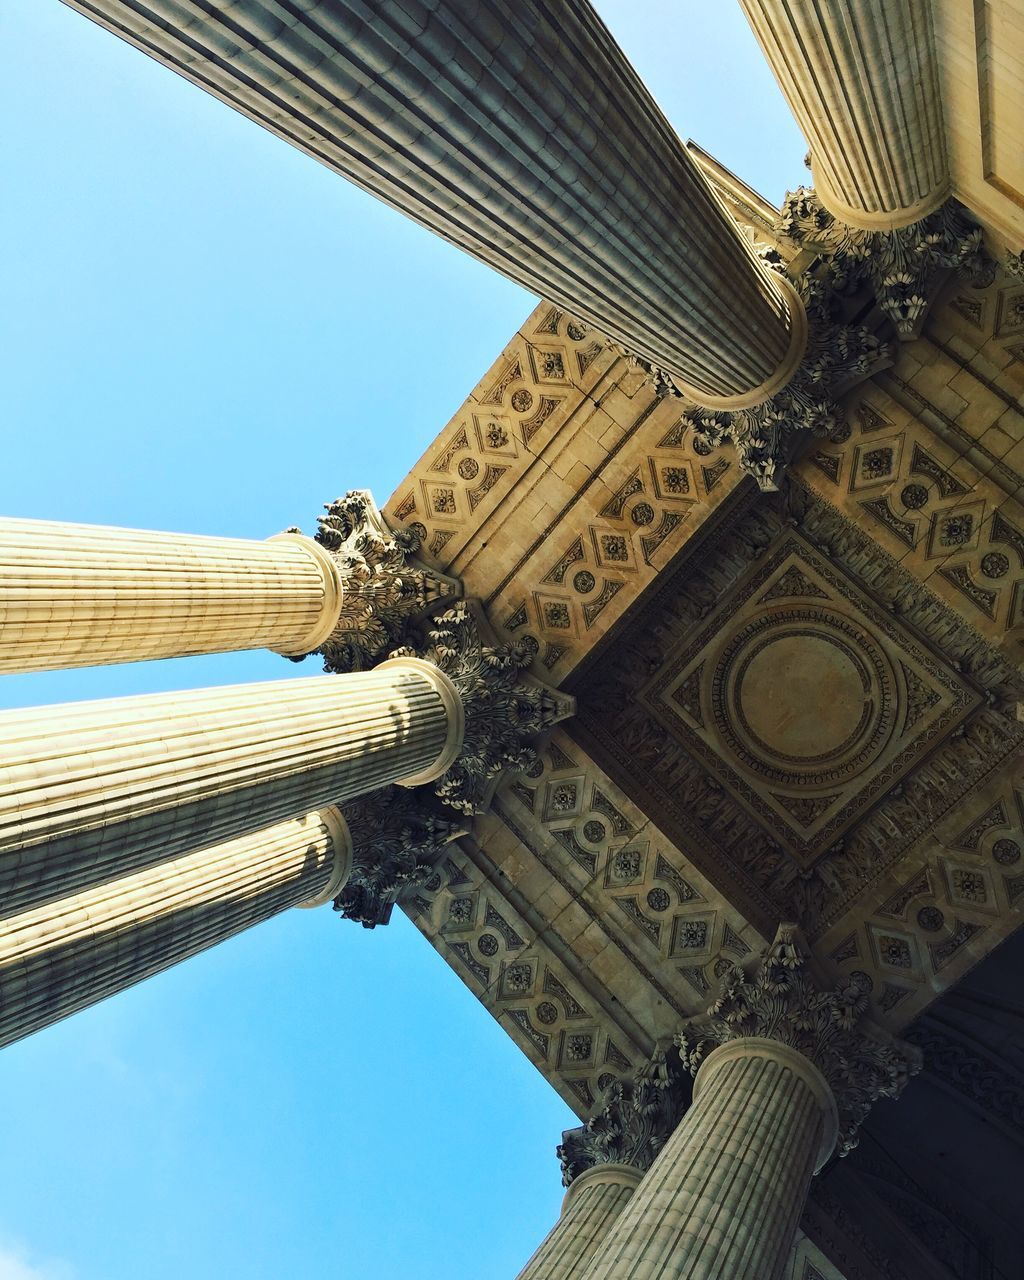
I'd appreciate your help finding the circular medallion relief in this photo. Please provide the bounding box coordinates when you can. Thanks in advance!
[711,608,896,787]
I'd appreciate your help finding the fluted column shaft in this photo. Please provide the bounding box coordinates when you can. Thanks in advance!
[64,0,802,404]
[579,1039,836,1280]
[0,806,350,1048]
[740,0,948,229]
[516,1164,641,1280]
[0,657,461,918]
[0,518,342,673]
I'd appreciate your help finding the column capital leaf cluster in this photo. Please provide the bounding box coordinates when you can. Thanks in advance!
[676,263,891,492]
[332,785,465,928]
[396,601,575,815]
[779,189,994,339]
[307,490,461,673]
[557,1045,689,1186]
[675,924,921,1158]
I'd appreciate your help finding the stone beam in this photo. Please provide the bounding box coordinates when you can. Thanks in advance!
[64,0,803,405]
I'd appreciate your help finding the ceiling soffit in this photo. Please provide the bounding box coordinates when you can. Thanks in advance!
[569,478,1024,1031]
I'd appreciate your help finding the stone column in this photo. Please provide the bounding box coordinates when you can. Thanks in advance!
[0,599,572,921]
[64,0,804,405]
[739,0,948,230]
[0,492,458,674]
[578,926,919,1280]
[0,659,462,919]
[515,1165,641,1280]
[0,789,461,1047]
[0,806,351,1048]
[516,1045,688,1280]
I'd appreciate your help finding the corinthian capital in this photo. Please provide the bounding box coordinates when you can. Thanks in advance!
[678,265,890,491]
[398,601,575,815]
[557,1046,690,1186]
[309,490,461,673]
[333,785,465,928]
[676,924,920,1157]
[779,189,994,339]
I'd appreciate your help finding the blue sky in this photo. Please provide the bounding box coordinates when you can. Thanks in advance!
[0,3,805,1277]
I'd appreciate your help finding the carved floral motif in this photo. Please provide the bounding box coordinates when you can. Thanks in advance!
[305,490,461,672]
[333,786,465,928]
[557,1045,689,1185]
[398,602,575,814]
[780,189,994,338]
[676,925,921,1156]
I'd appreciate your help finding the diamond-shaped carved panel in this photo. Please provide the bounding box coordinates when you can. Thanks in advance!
[643,533,979,865]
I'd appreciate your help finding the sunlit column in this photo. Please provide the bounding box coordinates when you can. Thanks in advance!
[740,0,948,229]
[63,0,804,406]
[0,659,461,919]
[0,519,342,673]
[0,806,351,1048]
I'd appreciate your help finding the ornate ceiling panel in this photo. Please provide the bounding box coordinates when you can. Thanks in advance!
[394,230,1024,1095]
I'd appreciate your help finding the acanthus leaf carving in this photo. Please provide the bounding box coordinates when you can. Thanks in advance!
[675,924,921,1157]
[310,490,462,673]
[557,1044,690,1185]
[780,188,994,339]
[398,601,575,815]
[333,785,465,928]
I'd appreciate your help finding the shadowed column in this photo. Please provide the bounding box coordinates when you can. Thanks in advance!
[0,806,351,1048]
[0,658,461,919]
[576,927,919,1280]
[63,0,803,405]
[740,0,948,229]
[516,1165,641,1280]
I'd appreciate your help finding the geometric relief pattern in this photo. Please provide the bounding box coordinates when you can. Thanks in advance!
[401,840,645,1118]
[821,769,1024,1030]
[471,732,757,1059]
[496,411,736,677]
[645,529,977,864]
[384,298,742,680]
[385,303,613,566]
[798,271,1024,649]
[569,484,1024,1001]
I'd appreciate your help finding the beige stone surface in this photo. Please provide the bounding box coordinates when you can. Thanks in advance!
[0,520,341,673]
[932,0,1024,249]
[0,661,454,919]
[578,1041,831,1280]
[741,0,949,228]
[516,1164,640,1280]
[0,806,349,1048]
